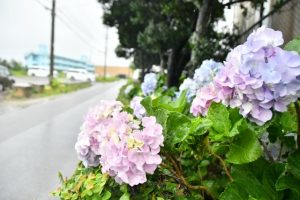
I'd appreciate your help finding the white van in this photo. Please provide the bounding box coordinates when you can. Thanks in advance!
[66,69,95,82]
[27,67,58,77]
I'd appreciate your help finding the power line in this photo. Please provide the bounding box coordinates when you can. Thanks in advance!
[56,7,100,42]
[55,14,104,54]
[45,0,105,51]
[32,0,104,54]
[32,0,50,10]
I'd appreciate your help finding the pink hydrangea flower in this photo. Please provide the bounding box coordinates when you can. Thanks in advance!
[190,83,219,116]
[75,100,164,186]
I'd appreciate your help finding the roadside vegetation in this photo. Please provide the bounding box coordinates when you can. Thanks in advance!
[0,59,27,77]
[96,76,120,83]
[9,78,91,99]
[54,29,300,200]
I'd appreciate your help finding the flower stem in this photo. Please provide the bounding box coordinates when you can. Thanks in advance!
[205,137,233,182]
[209,150,233,182]
[162,153,214,199]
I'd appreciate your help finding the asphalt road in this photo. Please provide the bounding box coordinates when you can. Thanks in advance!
[0,81,125,200]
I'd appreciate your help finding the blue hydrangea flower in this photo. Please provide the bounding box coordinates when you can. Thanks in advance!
[178,78,198,102]
[141,73,157,96]
[178,59,223,102]
[193,59,223,87]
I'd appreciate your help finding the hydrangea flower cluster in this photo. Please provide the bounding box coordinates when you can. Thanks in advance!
[178,59,223,101]
[178,78,198,101]
[260,132,295,162]
[193,59,223,87]
[190,83,220,116]
[130,96,146,119]
[191,27,300,125]
[75,100,164,186]
[141,73,158,96]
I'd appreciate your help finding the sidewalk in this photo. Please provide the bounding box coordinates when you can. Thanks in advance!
[0,92,56,116]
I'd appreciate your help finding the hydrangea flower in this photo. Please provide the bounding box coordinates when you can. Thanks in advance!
[75,100,164,186]
[193,59,223,87]
[191,27,300,125]
[190,83,220,116]
[260,132,295,162]
[178,59,223,102]
[141,73,158,96]
[178,78,198,102]
[130,96,146,119]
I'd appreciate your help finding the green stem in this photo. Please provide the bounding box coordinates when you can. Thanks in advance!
[205,137,233,182]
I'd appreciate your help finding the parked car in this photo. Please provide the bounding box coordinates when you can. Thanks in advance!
[27,67,58,77]
[0,65,14,91]
[117,74,127,79]
[66,69,96,82]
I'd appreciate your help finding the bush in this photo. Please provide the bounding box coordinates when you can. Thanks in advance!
[53,28,300,200]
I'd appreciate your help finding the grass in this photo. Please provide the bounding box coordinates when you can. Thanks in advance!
[10,68,27,77]
[96,76,120,82]
[37,82,91,97]
[10,79,91,99]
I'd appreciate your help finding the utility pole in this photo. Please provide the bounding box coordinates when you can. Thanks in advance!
[49,0,56,85]
[103,26,108,79]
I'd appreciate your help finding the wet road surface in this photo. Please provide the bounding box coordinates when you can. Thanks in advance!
[0,81,125,200]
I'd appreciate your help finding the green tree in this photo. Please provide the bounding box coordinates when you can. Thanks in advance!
[98,0,269,87]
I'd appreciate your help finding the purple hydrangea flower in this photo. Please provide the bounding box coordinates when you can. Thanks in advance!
[191,27,300,125]
[130,96,146,119]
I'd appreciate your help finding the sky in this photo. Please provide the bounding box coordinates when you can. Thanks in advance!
[0,0,131,67]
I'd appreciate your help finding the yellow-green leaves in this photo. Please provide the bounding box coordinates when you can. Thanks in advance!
[52,164,110,200]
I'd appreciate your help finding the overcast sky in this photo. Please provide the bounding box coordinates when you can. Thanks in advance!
[0,0,131,67]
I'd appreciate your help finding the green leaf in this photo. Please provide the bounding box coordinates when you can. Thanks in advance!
[141,96,154,115]
[153,108,169,128]
[276,151,300,194]
[220,160,284,200]
[285,37,300,54]
[287,151,300,180]
[279,110,297,133]
[227,128,262,164]
[100,191,111,200]
[207,103,231,140]
[276,173,300,193]
[227,118,245,138]
[120,193,130,200]
[166,112,191,145]
[189,117,212,136]
[152,91,187,112]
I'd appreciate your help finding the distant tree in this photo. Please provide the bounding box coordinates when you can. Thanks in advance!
[0,58,24,70]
